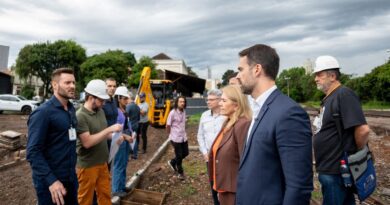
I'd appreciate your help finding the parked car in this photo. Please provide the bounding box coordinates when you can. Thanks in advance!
[70,99,81,110]
[0,94,40,115]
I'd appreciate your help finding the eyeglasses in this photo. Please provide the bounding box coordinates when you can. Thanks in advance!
[206,98,219,102]
[94,97,105,104]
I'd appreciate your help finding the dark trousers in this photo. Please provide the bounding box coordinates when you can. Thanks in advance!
[33,179,78,205]
[170,141,189,174]
[207,163,220,205]
[138,122,149,151]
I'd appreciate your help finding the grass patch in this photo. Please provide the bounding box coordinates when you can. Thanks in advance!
[183,160,207,178]
[302,100,390,110]
[301,101,321,109]
[187,113,202,125]
[362,100,390,110]
[182,185,197,197]
[311,189,322,200]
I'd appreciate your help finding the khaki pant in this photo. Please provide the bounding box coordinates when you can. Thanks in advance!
[76,163,112,205]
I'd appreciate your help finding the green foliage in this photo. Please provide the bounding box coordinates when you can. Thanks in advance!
[15,40,86,97]
[221,69,235,86]
[301,101,321,109]
[276,67,317,102]
[20,84,35,99]
[187,66,198,77]
[80,50,136,87]
[128,56,157,87]
[346,62,390,102]
[187,113,202,125]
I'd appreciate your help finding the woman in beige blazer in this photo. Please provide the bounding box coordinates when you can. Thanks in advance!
[208,85,252,205]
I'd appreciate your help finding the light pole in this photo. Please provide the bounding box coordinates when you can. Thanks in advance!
[284,77,291,97]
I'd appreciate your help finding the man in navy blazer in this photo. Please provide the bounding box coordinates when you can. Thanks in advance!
[235,44,313,205]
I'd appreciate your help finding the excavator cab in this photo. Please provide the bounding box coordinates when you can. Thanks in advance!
[136,67,174,127]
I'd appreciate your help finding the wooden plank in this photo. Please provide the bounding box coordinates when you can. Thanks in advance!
[0,130,23,139]
[121,189,165,205]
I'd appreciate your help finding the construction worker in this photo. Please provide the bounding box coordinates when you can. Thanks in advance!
[27,68,78,205]
[312,56,370,205]
[111,86,135,197]
[76,79,122,205]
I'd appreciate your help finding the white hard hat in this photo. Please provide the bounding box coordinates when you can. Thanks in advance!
[314,55,340,73]
[84,79,109,100]
[115,86,130,98]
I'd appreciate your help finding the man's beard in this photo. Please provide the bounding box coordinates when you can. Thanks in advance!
[240,84,253,95]
[58,86,75,99]
[92,101,100,112]
[316,82,330,93]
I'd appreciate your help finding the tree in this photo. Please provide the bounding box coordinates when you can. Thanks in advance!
[187,66,198,77]
[347,62,390,102]
[221,69,235,86]
[128,56,157,87]
[277,67,318,102]
[15,40,86,97]
[80,50,136,87]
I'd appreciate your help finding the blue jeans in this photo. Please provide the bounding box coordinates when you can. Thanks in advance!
[131,139,139,158]
[112,141,130,193]
[318,174,356,205]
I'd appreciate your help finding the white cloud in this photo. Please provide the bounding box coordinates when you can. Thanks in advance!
[1,0,390,80]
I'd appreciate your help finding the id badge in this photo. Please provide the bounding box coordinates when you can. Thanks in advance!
[69,128,77,141]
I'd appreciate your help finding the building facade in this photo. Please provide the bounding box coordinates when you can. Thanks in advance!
[152,53,188,75]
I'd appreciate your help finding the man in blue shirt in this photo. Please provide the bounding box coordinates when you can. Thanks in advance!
[27,68,78,205]
[126,92,140,159]
[103,77,118,127]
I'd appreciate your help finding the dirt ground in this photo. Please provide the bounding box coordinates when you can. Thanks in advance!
[0,113,389,205]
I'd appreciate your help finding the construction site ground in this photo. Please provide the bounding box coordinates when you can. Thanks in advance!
[0,112,389,205]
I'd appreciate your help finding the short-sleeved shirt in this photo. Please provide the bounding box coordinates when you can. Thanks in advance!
[126,102,140,133]
[167,109,187,143]
[313,86,366,174]
[76,106,109,168]
[138,102,149,123]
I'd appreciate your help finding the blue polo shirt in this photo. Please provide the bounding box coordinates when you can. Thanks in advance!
[27,96,77,186]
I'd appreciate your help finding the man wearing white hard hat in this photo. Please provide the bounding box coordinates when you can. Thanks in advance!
[312,56,370,205]
[76,79,122,205]
[111,86,136,197]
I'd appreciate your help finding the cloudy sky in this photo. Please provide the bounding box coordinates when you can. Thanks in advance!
[1,0,389,79]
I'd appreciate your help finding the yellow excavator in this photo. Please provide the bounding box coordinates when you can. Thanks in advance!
[135,67,174,126]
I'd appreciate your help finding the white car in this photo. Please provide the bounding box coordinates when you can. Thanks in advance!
[0,94,40,115]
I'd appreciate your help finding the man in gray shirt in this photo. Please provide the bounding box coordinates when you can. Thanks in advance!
[138,92,149,153]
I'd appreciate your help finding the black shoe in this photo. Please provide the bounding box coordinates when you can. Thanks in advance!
[167,160,177,172]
